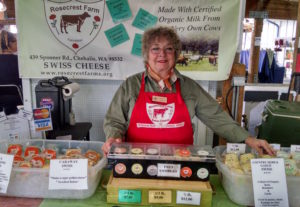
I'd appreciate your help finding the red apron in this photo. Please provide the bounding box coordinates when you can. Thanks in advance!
[126,73,193,144]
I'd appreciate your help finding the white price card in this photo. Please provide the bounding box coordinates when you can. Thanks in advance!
[157,163,180,178]
[290,145,300,153]
[176,191,201,206]
[17,109,33,120]
[49,159,88,190]
[270,143,281,151]
[0,111,7,122]
[0,153,14,193]
[227,143,246,154]
[251,159,289,207]
[255,37,261,46]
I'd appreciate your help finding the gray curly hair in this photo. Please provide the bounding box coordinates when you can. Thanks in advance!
[142,26,181,64]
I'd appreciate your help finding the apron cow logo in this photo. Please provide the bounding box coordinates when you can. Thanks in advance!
[146,103,175,126]
[44,0,105,54]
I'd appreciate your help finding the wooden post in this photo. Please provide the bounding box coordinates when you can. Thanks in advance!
[292,0,300,102]
[0,11,4,20]
[219,63,246,145]
[248,18,263,83]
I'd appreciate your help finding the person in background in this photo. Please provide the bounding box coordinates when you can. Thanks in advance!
[0,30,17,54]
[102,26,275,156]
[0,30,21,115]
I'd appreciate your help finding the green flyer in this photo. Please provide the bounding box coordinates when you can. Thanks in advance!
[131,33,142,57]
[118,189,141,203]
[104,24,130,47]
[132,8,158,31]
[106,0,132,23]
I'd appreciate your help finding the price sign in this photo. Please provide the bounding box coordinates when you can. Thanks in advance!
[0,111,7,122]
[251,159,289,207]
[290,145,300,153]
[227,143,246,154]
[157,163,180,178]
[149,190,172,203]
[176,191,201,205]
[49,159,88,190]
[0,153,14,193]
[270,143,281,151]
[255,37,261,46]
[17,109,33,120]
[118,189,141,203]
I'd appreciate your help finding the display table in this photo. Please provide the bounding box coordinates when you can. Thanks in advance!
[0,170,244,207]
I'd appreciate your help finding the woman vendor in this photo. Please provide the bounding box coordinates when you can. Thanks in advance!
[102,26,274,156]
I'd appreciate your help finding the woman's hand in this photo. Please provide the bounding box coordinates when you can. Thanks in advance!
[102,137,122,156]
[245,136,276,156]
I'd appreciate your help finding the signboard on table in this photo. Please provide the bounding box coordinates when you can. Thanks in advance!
[251,159,289,207]
[16,0,244,80]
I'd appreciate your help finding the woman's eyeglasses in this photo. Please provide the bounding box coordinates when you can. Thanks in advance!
[150,47,175,54]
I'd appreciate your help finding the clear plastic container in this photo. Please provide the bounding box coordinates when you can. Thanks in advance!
[0,139,107,199]
[214,145,300,207]
[108,142,215,181]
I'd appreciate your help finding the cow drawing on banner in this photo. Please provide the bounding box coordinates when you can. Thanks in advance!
[153,108,168,119]
[60,12,91,34]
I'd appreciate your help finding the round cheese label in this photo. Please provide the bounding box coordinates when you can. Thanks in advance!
[197,168,209,179]
[115,163,126,175]
[146,148,159,155]
[147,165,158,176]
[131,163,143,175]
[114,147,127,154]
[180,167,192,178]
[197,150,209,156]
[131,147,143,154]
[179,149,191,157]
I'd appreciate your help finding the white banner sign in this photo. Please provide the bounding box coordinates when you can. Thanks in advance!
[16,0,244,80]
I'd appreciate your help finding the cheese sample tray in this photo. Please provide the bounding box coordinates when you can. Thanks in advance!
[108,142,215,181]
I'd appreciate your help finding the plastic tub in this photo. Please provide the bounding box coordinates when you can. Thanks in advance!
[214,145,300,207]
[108,142,216,181]
[0,139,107,199]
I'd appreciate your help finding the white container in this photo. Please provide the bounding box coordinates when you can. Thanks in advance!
[0,139,107,199]
[214,145,300,207]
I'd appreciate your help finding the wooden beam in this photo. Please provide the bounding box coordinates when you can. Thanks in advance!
[0,18,15,25]
[3,0,15,19]
[219,63,246,145]
[245,0,298,20]
[0,12,4,20]
[292,0,300,102]
[292,1,300,73]
[248,19,263,83]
